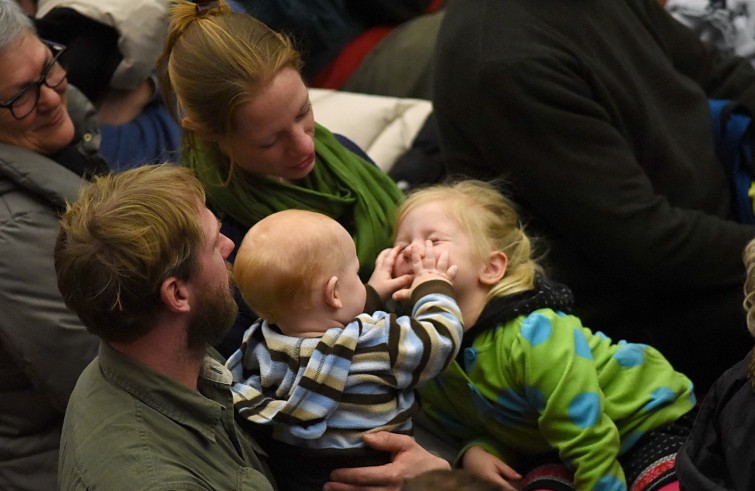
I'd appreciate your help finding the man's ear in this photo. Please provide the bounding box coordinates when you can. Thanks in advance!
[160,276,192,313]
[479,251,508,286]
[324,275,343,309]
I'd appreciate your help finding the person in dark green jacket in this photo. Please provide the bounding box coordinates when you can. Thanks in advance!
[55,164,275,490]
[433,0,755,392]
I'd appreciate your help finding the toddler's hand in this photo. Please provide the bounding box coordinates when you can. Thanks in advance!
[462,446,521,491]
[367,245,413,302]
[393,240,457,302]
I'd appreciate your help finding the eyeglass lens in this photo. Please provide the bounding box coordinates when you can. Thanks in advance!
[9,45,67,119]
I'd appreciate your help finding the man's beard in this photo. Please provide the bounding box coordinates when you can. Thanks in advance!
[186,281,238,352]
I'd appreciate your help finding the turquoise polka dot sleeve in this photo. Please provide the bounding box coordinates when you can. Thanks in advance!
[513,311,626,489]
[418,308,694,490]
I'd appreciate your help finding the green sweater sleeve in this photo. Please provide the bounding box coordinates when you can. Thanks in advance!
[511,311,625,489]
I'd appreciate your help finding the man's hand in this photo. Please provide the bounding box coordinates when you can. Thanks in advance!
[324,432,451,491]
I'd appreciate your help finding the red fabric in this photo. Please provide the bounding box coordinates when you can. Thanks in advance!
[426,0,444,12]
[309,26,394,90]
[518,463,573,491]
[630,455,676,491]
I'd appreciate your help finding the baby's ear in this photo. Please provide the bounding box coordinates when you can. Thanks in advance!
[324,275,343,309]
[479,251,508,286]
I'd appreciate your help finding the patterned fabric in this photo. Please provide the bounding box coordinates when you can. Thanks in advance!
[419,278,696,489]
[621,409,696,491]
[227,280,463,449]
[519,463,574,491]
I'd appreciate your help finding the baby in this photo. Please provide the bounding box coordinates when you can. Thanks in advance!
[226,209,463,491]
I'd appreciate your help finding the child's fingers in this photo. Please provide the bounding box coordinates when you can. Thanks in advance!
[385,245,405,269]
[374,247,394,268]
[392,288,411,303]
[436,249,450,272]
[421,240,436,269]
[393,274,413,288]
[411,243,425,272]
[446,264,458,282]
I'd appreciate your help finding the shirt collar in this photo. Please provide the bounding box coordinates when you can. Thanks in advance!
[97,342,233,442]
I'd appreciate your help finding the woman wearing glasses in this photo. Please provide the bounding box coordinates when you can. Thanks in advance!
[0,1,108,489]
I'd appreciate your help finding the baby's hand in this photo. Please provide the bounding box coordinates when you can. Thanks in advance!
[393,240,457,302]
[367,245,414,302]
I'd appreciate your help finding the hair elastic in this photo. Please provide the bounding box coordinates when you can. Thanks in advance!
[195,0,219,13]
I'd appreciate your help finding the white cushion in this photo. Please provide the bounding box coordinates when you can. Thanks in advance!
[309,88,433,173]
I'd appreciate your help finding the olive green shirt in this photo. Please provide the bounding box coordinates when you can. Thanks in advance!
[59,343,276,490]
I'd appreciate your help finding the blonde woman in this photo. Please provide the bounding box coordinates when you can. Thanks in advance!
[157,0,404,357]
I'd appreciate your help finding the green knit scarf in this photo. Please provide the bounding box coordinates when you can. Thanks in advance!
[186,123,404,279]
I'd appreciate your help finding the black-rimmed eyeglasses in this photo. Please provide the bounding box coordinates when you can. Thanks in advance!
[0,40,67,120]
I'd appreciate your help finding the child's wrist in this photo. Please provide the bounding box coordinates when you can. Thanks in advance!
[412,272,451,289]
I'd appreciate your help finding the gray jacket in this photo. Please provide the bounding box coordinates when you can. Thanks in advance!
[0,87,102,491]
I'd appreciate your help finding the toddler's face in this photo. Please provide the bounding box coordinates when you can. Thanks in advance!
[393,201,484,299]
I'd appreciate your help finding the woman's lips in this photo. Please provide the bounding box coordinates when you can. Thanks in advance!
[294,153,315,170]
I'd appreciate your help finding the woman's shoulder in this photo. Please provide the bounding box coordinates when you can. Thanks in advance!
[0,143,83,214]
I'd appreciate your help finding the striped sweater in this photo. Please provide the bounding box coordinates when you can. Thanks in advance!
[226,280,463,449]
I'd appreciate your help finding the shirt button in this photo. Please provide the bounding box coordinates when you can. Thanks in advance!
[83,133,93,143]
[464,348,477,362]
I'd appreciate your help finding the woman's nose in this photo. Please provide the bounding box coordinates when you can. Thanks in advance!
[36,83,64,111]
[293,124,314,154]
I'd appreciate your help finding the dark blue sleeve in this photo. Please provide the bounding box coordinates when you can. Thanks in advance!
[99,101,182,170]
[334,133,375,165]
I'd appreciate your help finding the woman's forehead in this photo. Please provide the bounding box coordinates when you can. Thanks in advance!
[0,32,45,93]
